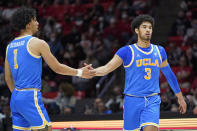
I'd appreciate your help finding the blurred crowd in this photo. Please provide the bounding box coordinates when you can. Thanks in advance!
[160,0,197,114]
[0,0,196,128]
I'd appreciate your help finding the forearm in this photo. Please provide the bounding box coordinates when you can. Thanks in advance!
[40,42,79,77]
[95,65,111,76]
[55,64,78,76]
[95,55,123,76]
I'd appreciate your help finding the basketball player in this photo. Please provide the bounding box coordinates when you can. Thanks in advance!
[4,8,95,131]
[93,15,187,131]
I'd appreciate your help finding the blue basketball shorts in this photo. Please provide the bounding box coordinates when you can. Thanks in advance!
[123,94,161,131]
[10,88,51,131]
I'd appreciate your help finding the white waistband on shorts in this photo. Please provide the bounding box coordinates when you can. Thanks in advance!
[126,93,158,97]
[15,88,40,91]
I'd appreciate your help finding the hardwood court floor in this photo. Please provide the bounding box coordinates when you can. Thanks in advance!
[52,118,197,130]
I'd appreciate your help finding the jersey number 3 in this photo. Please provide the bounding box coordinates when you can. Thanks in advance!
[144,68,151,80]
[14,49,18,69]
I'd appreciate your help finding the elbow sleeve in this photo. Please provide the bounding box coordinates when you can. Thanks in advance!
[161,65,181,94]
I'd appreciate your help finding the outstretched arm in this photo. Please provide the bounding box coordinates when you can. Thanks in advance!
[94,55,123,76]
[29,38,95,79]
[160,60,187,114]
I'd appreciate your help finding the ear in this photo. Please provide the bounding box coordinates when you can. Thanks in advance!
[26,23,30,29]
[135,28,139,34]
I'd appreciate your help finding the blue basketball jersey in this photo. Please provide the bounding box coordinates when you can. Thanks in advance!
[6,35,42,90]
[117,44,163,96]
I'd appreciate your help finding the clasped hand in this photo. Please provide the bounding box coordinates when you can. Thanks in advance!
[80,63,95,79]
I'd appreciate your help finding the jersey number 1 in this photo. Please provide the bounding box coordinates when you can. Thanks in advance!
[144,68,151,80]
[14,49,18,69]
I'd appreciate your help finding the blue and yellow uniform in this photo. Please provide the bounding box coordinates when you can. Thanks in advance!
[116,43,167,130]
[6,35,51,130]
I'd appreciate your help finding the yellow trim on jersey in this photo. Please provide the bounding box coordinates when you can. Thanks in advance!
[15,35,31,40]
[140,122,159,128]
[13,125,31,130]
[32,90,50,129]
[31,123,48,129]
[134,44,153,55]
[27,37,41,59]
[155,45,162,63]
[31,121,51,129]
[124,45,134,68]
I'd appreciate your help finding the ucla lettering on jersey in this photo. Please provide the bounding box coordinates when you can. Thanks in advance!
[6,35,42,90]
[123,44,162,96]
[136,58,159,67]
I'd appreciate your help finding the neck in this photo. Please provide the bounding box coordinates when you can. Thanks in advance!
[18,30,33,37]
[137,38,150,48]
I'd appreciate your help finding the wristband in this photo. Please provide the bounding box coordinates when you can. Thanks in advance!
[76,69,83,77]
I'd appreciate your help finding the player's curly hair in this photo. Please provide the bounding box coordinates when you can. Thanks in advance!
[131,15,155,33]
[11,7,36,32]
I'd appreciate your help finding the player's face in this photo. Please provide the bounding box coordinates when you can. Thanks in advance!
[29,17,39,34]
[136,21,153,41]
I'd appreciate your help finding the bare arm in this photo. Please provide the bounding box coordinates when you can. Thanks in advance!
[95,55,123,76]
[39,40,78,75]
[29,38,95,78]
[4,58,15,92]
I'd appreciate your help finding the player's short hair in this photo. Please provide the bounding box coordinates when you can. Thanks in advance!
[131,15,155,33]
[11,7,36,31]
